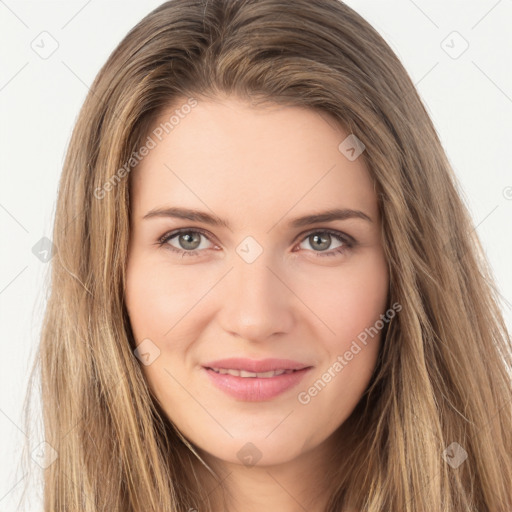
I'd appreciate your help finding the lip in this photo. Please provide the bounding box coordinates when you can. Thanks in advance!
[202,358,313,402]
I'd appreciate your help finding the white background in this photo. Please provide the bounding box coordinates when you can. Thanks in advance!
[1,1,511,510]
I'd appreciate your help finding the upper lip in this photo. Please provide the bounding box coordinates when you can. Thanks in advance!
[203,358,312,373]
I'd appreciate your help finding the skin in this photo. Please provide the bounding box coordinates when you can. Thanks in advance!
[125,95,389,512]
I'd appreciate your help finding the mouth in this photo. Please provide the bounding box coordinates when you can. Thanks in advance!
[201,361,313,401]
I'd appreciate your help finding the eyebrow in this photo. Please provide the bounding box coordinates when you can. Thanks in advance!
[142,206,373,229]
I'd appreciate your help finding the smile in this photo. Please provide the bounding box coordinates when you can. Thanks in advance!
[203,366,311,401]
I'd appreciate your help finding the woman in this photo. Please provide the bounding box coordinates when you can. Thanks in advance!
[30,0,512,510]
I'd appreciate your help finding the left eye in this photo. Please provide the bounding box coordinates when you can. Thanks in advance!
[157,228,354,258]
[296,230,351,256]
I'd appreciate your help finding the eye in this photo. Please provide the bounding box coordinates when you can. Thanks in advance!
[156,228,355,258]
[295,229,354,257]
[157,228,216,258]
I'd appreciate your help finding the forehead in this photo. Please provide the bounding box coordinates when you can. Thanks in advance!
[130,97,378,226]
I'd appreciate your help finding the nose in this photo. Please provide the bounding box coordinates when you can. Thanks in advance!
[216,253,295,343]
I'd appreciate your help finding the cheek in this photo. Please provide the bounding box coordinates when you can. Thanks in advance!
[300,252,389,351]
[125,255,203,342]
[296,253,388,410]
[125,267,168,341]
[125,258,199,401]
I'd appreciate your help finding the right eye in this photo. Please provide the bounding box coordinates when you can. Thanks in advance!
[157,228,217,257]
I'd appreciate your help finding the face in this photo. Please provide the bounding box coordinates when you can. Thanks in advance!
[125,95,389,468]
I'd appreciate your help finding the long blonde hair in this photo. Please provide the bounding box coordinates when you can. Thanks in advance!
[26,0,512,510]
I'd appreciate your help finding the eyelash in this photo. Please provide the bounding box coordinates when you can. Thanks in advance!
[156,228,355,259]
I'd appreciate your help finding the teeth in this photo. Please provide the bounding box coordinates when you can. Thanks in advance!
[210,368,295,378]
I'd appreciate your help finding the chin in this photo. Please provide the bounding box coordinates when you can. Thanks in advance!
[196,432,314,469]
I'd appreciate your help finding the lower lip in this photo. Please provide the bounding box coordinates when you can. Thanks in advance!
[202,367,312,401]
